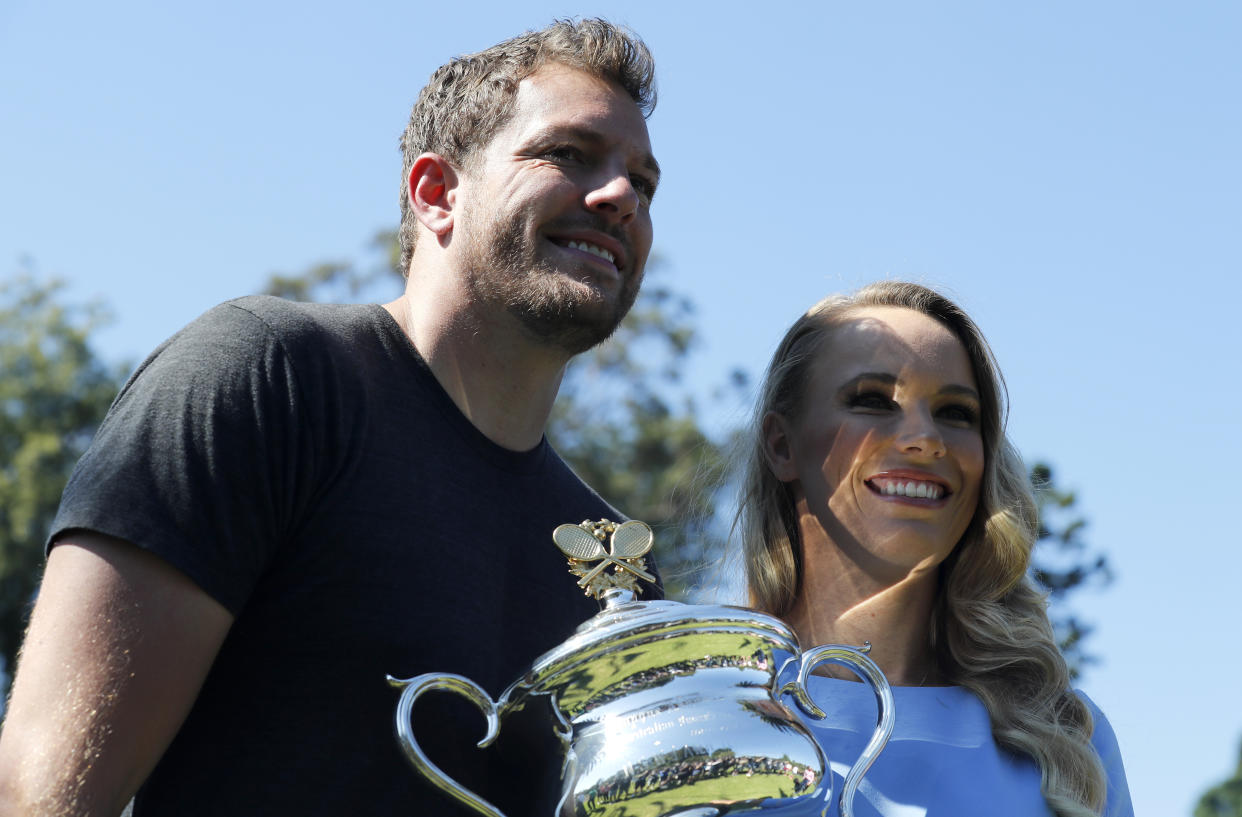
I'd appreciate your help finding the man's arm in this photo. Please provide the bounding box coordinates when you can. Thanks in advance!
[0,532,233,817]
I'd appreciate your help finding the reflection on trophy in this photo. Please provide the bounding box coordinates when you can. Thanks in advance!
[389,520,895,817]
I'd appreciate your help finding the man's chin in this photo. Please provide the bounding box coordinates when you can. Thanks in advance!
[508,276,637,354]
[513,307,624,355]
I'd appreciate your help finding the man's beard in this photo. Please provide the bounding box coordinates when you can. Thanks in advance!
[459,206,642,355]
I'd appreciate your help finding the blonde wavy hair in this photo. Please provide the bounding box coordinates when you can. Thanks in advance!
[739,281,1106,816]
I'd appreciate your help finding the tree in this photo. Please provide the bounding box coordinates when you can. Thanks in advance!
[262,230,402,303]
[1196,739,1242,817]
[0,237,1118,711]
[543,271,743,599]
[1029,462,1114,677]
[261,234,1118,624]
[0,271,125,696]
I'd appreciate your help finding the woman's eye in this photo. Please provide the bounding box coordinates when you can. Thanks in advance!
[847,392,893,411]
[939,404,979,426]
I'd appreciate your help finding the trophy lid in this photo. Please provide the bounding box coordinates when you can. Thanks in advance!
[498,520,802,719]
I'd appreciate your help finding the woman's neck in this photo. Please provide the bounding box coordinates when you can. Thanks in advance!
[783,550,945,687]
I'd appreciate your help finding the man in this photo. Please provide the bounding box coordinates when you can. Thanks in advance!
[0,18,660,816]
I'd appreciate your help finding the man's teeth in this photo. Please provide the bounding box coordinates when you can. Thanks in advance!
[567,240,615,264]
[874,480,943,500]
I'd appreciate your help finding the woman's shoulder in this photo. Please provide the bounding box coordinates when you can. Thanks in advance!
[1074,690,1134,817]
[800,679,1135,816]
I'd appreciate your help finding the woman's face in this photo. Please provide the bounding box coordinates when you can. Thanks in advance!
[765,306,985,583]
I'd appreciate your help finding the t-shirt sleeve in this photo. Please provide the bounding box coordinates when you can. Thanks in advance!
[48,301,314,614]
[1077,690,1134,817]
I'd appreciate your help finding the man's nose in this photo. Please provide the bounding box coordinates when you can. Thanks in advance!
[584,172,639,224]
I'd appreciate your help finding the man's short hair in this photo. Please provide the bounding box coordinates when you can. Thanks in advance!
[397,18,657,272]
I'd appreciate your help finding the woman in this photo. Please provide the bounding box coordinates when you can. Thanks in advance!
[739,281,1131,816]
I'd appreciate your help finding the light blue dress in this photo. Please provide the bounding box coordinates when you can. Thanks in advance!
[799,676,1133,817]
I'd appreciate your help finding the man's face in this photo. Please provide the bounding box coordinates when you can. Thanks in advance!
[452,63,658,354]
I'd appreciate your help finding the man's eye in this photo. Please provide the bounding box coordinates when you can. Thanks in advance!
[544,145,583,162]
[631,174,657,203]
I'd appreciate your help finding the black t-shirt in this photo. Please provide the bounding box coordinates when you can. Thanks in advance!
[51,296,659,815]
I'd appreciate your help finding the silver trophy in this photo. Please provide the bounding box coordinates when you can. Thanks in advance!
[389,519,894,817]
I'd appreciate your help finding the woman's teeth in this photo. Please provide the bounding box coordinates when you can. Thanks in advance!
[871,479,943,500]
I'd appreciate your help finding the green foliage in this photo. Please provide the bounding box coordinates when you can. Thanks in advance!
[1029,462,1113,677]
[0,236,1122,722]
[262,229,403,303]
[258,233,1121,622]
[1196,740,1242,817]
[547,277,743,600]
[0,273,124,691]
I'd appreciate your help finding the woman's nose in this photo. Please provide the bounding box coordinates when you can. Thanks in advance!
[897,409,946,458]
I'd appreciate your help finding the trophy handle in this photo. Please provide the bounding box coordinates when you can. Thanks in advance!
[388,673,507,817]
[779,644,896,817]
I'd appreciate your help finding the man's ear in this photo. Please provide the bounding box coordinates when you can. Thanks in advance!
[762,411,799,483]
[407,153,459,239]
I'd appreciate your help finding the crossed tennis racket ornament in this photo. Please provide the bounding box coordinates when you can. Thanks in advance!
[552,518,656,598]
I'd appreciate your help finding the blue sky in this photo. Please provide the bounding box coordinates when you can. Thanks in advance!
[3,2,1240,814]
